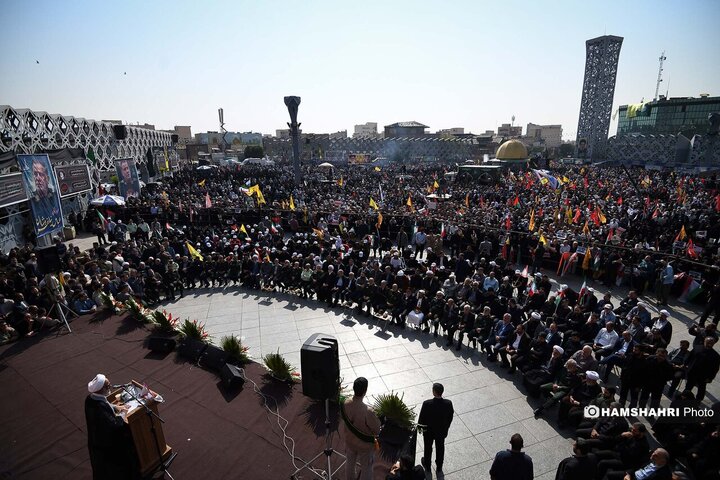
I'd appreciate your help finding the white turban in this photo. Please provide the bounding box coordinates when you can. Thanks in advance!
[586,371,600,381]
[87,374,107,393]
[553,345,564,355]
[531,312,542,320]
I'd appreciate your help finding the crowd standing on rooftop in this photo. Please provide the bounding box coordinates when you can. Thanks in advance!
[2,161,720,479]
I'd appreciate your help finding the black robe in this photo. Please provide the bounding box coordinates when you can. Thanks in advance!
[85,395,137,480]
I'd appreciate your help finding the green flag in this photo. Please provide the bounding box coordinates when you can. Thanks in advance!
[86,146,97,165]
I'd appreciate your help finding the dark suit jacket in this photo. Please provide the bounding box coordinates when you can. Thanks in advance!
[418,397,454,439]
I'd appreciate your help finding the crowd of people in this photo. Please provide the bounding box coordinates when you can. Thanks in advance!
[2,161,720,479]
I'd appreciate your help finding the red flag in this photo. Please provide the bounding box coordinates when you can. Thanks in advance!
[617,196,623,205]
[590,210,600,226]
[687,238,698,258]
[205,192,212,208]
[598,180,604,188]
[652,208,660,219]
[505,216,512,230]
[564,198,570,206]
[537,207,544,217]
[606,228,614,243]
[512,196,520,207]
[572,208,581,224]
[583,177,589,188]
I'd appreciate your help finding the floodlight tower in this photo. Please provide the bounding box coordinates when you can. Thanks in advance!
[654,51,666,100]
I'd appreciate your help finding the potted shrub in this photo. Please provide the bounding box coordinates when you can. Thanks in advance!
[262,349,299,382]
[177,318,210,342]
[372,391,416,448]
[125,298,153,324]
[220,335,250,365]
[98,292,125,315]
[151,310,179,335]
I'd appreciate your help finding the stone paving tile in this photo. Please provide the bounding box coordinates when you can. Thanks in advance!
[374,357,420,376]
[473,421,540,460]
[381,368,432,390]
[346,351,373,367]
[459,403,518,435]
[439,436,490,475]
[365,344,411,362]
[422,359,473,381]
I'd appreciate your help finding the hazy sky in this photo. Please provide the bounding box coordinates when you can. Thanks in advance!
[2,0,719,140]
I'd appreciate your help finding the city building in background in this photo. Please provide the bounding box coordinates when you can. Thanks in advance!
[616,94,720,138]
[576,35,623,160]
[437,127,465,136]
[525,123,563,148]
[353,122,379,138]
[497,123,522,138]
[384,121,428,138]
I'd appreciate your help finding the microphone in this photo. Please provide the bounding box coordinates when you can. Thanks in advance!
[112,383,128,388]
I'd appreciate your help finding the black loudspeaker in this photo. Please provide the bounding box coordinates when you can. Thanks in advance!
[300,333,339,400]
[35,246,62,275]
[113,125,127,140]
[220,364,245,390]
[200,344,229,372]
[178,338,208,362]
[171,134,179,143]
[148,336,177,354]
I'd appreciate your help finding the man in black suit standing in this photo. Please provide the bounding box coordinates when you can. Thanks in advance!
[418,383,454,473]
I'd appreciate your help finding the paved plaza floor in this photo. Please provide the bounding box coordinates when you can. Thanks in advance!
[64,233,718,479]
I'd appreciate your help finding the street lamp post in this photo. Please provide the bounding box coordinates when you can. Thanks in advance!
[284,96,302,186]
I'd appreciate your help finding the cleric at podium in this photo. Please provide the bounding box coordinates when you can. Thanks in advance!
[85,373,139,479]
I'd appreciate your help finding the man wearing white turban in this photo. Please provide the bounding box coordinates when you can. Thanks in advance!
[84,373,135,479]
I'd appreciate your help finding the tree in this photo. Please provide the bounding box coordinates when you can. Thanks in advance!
[243,145,264,159]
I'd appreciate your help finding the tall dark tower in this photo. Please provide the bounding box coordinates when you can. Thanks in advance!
[576,35,623,161]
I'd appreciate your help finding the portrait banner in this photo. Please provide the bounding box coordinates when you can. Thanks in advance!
[54,164,92,198]
[0,173,29,208]
[17,154,64,237]
[114,158,141,198]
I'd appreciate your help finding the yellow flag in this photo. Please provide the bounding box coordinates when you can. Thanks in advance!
[562,176,570,184]
[240,224,248,236]
[376,211,383,228]
[597,208,607,224]
[312,227,324,240]
[528,209,535,231]
[369,198,379,210]
[163,147,170,171]
[247,184,260,196]
[675,225,687,241]
[539,234,548,246]
[582,246,592,270]
[198,179,206,187]
[433,180,439,189]
[337,177,344,187]
[289,195,295,211]
[583,220,590,236]
[565,207,573,224]
[465,193,470,208]
[406,194,413,209]
[186,242,204,261]
[257,190,266,205]
[374,166,381,172]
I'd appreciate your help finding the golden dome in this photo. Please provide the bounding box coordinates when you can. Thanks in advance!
[495,139,528,160]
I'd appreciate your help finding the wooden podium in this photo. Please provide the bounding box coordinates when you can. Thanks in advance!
[109,381,174,477]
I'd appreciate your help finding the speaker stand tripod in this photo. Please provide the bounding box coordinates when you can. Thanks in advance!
[49,300,76,333]
[290,398,346,480]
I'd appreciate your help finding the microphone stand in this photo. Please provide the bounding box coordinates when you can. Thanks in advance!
[119,384,177,480]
